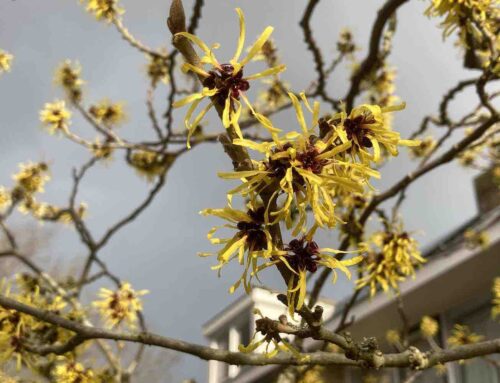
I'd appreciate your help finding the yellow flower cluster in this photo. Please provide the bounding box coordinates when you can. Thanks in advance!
[183,9,420,318]
[82,0,124,22]
[90,139,114,160]
[356,229,425,296]
[53,361,96,383]
[0,187,11,212]
[0,49,13,75]
[409,136,437,158]
[447,324,484,347]
[492,277,500,319]
[426,0,500,73]
[337,28,357,57]
[147,54,170,86]
[12,162,50,196]
[40,100,72,135]
[420,315,439,338]
[0,279,73,371]
[385,329,401,345]
[55,60,84,102]
[464,229,490,250]
[89,99,126,128]
[92,282,148,328]
[128,150,175,181]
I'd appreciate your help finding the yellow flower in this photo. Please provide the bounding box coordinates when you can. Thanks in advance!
[410,136,437,158]
[298,366,325,383]
[12,162,50,195]
[447,324,483,347]
[337,28,357,57]
[30,202,87,224]
[385,329,401,345]
[40,100,72,134]
[53,361,96,383]
[89,99,126,128]
[327,102,419,164]
[357,229,425,296]
[434,363,448,376]
[492,277,500,319]
[281,237,363,313]
[0,187,11,212]
[173,8,286,147]
[426,0,494,36]
[54,60,84,102]
[420,316,439,338]
[147,53,169,86]
[82,0,124,22]
[0,49,13,74]
[365,64,397,108]
[90,139,114,160]
[128,150,175,181]
[0,279,69,370]
[93,282,148,329]
[199,203,274,294]
[464,229,490,250]
[220,93,374,233]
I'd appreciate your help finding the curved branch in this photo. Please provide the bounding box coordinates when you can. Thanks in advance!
[344,0,409,110]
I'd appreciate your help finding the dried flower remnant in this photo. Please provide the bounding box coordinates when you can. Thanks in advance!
[173,8,286,147]
[54,60,84,102]
[238,309,305,360]
[40,100,72,135]
[89,99,126,128]
[420,316,439,338]
[0,49,13,75]
[357,229,425,296]
[93,282,148,328]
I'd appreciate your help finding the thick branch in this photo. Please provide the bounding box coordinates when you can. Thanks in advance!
[1,293,499,368]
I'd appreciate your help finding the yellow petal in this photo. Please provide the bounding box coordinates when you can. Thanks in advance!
[244,64,286,81]
[231,8,246,65]
[239,26,274,67]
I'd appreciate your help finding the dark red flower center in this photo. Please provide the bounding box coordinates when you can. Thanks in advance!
[285,238,320,273]
[344,115,374,148]
[236,207,267,251]
[202,63,250,106]
[266,142,326,190]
